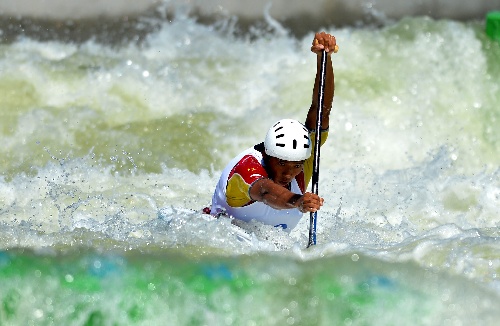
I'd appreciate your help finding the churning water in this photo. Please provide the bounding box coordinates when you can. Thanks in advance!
[1,2,499,325]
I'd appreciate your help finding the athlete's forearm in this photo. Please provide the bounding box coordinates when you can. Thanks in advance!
[305,53,334,131]
[249,179,302,210]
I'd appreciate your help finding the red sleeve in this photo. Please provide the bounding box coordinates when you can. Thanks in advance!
[225,155,268,207]
[228,155,268,184]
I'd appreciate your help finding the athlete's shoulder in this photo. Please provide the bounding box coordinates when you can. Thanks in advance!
[230,153,267,181]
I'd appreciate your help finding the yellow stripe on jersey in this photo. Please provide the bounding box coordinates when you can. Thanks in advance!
[226,173,253,207]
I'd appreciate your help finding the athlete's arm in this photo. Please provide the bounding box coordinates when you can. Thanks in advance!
[249,178,323,213]
[305,32,336,131]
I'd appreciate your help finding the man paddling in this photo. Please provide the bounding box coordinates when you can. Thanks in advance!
[210,32,336,231]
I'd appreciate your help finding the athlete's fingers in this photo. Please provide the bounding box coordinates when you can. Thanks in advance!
[312,32,338,54]
[301,193,323,212]
[311,40,324,54]
[324,34,336,53]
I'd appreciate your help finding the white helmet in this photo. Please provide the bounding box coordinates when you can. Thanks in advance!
[264,119,312,161]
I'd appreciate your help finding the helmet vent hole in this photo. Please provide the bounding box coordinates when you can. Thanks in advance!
[265,119,312,161]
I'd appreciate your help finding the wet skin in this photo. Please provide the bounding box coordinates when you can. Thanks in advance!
[266,157,305,187]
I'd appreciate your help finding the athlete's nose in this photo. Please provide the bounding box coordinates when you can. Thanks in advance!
[282,168,293,179]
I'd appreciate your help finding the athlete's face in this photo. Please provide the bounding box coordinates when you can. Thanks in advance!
[267,157,305,187]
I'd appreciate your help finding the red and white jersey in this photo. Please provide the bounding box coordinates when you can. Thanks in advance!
[210,130,327,232]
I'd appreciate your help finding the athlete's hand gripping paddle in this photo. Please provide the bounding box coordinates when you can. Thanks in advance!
[307,48,329,248]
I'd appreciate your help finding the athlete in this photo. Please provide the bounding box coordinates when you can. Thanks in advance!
[210,32,336,231]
